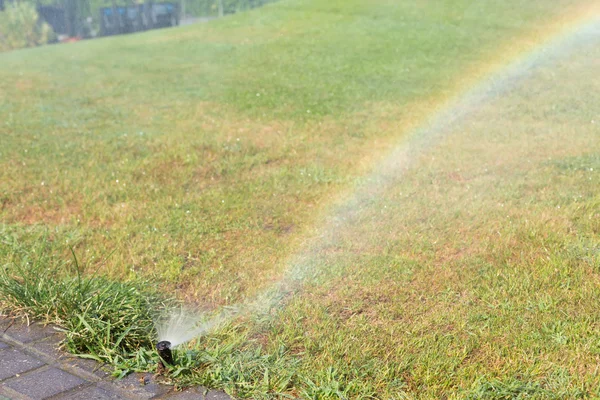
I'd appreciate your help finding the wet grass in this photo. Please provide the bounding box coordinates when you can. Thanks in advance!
[1,0,599,398]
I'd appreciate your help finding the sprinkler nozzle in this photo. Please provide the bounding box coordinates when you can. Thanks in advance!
[156,340,173,371]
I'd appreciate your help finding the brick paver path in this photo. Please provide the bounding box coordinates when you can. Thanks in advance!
[0,317,231,400]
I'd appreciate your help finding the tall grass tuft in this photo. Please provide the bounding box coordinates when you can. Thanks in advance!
[0,226,167,371]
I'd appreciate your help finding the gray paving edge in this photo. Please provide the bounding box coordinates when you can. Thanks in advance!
[0,316,232,400]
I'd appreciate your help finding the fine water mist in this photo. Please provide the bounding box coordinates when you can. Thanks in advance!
[154,14,600,349]
[155,307,238,347]
[156,310,212,347]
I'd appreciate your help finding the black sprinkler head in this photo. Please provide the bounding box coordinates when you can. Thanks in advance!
[156,340,174,368]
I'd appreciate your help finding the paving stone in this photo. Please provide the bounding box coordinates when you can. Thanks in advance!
[164,388,231,400]
[0,348,44,381]
[4,367,86,399]
[205,390,233,400]
[29,335,66,360]
[3,323,57,344]
[163,387,210,399]
[162,388,202,399]
[101,373,170,399]
[53,385,123,400]
[63,357,111,379]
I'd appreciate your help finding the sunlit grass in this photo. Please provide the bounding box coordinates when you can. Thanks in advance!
[1,0,598,398]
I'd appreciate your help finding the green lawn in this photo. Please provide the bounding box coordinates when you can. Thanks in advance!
[1,0,599,398]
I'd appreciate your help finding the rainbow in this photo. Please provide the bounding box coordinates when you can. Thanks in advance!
[375,2,600,182]
[266,2,600,313]
[418,2,600,129]
[157,3,600,344]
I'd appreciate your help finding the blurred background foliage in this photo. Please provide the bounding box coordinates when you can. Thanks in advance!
[3,0,278,20]
[0,2,55,52]
[0,0,277,51]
